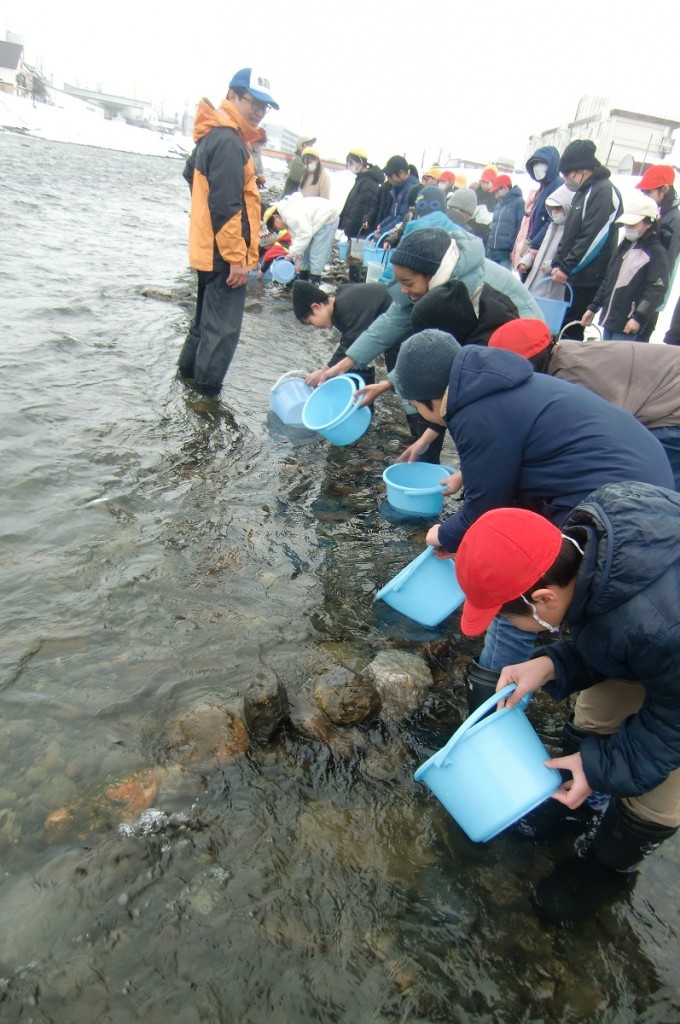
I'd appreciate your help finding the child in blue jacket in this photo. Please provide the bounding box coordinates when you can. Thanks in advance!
[486,175,526,268]
[454,482,680,922]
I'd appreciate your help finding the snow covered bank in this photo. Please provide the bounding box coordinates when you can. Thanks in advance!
[0,87,192,158]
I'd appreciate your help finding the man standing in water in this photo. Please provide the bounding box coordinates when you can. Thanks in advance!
[178,68,279,397]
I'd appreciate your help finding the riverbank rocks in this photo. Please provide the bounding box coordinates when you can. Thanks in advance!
[160,701,250,772]
[243,675,290,743]
[312,667,380,726]
[366,651,433,720]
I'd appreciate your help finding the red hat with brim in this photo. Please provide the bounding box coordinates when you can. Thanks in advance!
[490,174,512,193]
[438,171,456,182]
[456,508,563,635]
[636,165,675,191]
[488,319,551,359]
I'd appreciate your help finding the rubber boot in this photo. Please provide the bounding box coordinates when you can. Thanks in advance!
[297,269,310,281]
[590,797,678,872]
[310,274,322,285]
[463,661,500,716]
[534,799,678,924]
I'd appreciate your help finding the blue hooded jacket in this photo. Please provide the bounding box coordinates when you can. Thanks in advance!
[525,145,562,251]
[437,347,673,552]
[378,174,420,233]
[379,210,457,284]
[537,481,680,797]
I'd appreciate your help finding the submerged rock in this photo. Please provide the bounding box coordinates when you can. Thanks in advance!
[366,651,432,720]
[160,701,250,772]
[312,667,380,725]
[243,675,290,743]
[44,769,160,841]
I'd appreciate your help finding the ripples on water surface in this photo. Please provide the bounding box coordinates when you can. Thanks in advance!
[0,133,678,1023]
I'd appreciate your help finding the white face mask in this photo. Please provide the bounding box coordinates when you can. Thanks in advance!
[624,225,641,241]
[347,161,360,175]
[438,181,449,190]
[549,209,565,225]
[306,160,319,172]
[533,161,548,181]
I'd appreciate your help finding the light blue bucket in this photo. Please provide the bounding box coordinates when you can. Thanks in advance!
[269,370,314,426]
[532,276,574,334]
[414,683,562,842]
[270,257,296,284]
[382,462,455,517]
[374,546,465,627]
[363,232,392,268]
[338,240,349,260]
[301,373,371,446]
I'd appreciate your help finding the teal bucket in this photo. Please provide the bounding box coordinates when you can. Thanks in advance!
[363,232,392,269]
[270,257,296,284]
[382,462,455,517]
[414,684,562,842]
[532,276,574,334]
[338,240,349,260]
[301,373,371,446]
[374,546,465,627]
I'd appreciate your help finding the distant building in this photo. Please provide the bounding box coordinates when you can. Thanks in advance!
[527,96,680,174]
[264,123,305,155]
[63,83,152,123]
[0,36,23,94]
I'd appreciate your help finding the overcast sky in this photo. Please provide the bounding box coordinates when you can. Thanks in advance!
[3,0,679,167]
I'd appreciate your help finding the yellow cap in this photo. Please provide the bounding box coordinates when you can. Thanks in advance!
[302,147,320,160]
[263,205,279,224]
[347,147,368,162]
[454,172,468,188]
[423,167,441,180]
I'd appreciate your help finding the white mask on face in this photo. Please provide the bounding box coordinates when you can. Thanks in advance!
[549,209,565,225]
[438,181,449,190]
[624,225,641,241]
[347,161,360,175]
[306,160,319,172]
[533,161,548,181]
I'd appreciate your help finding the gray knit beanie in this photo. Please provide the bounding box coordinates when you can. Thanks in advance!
[447,187,477,216]
[395,329,461,400]
[391,227,451,275]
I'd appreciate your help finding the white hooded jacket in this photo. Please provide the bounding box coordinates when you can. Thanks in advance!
[523,184,574,297]
[277,193,339,258]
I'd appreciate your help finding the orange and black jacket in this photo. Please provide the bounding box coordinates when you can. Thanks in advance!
[188,98,263,272]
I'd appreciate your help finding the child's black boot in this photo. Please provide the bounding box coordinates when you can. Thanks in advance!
[533,798,678,924]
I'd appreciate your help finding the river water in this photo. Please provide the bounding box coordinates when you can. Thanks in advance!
[1,132,678,1023]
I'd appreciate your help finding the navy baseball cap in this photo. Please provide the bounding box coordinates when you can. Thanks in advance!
[229,68,279,110]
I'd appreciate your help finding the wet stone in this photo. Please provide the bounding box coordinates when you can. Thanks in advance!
[243,674,290,743]
[312,667,381,725]
[159,702,250,773]
[366,650,433,720]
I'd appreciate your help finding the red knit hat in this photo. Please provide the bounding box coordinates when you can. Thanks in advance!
[636,165,675,191]
[488,319,551,359]
[490,174,512,193]
[456,508,563,636]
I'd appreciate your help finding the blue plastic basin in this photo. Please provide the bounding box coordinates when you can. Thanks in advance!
[301,374,371,446]
[414,684,562,842]
[374,547,465,627]
[382,462,455,516]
